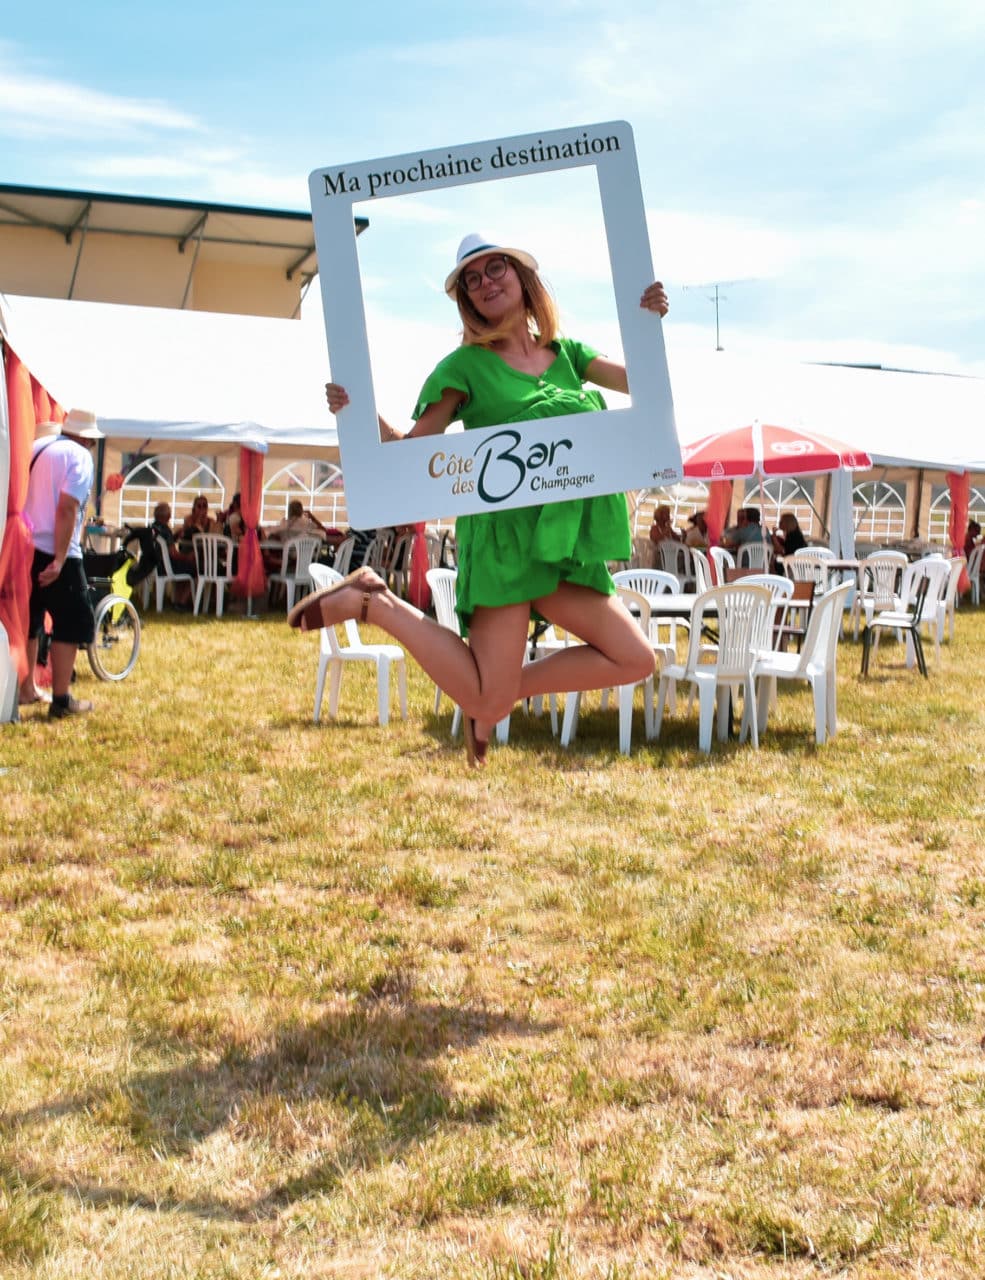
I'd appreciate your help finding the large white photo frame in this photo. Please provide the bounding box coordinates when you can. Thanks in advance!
[309,121,681,528]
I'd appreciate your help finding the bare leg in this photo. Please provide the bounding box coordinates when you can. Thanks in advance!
[304,569,530,727]
[50,641,80,699]
[517,583,655,698]
[298,573,651,739]
[18,637,40,703]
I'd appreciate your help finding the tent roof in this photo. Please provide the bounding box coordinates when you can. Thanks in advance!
[0,183,368,319]
[1,292,339,460]
[665,349,985,474]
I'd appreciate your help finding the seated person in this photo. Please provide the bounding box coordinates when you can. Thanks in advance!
[648,503,681,545]
[772,511,808,558]
[150,501,195,603]
[150,501,178,548]
[178,496,220,539]
[684,510,708,548]
[722,507,763,550]
[964,519,981,560]
[268,499,329,542]
[218,492,246,540]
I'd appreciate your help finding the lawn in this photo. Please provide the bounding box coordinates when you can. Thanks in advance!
[1,598,983,1279]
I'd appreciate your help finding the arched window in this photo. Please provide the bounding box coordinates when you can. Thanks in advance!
[745,478,820,539]
[632,482,710,537]
[117,454,225,527]
[853,479,906,544]
[928,483,985,547]
[262,461,347,529]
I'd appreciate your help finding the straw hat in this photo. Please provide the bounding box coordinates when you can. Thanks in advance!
[65,408,104,439]
[34,409,104,441]
[444,232,539,295]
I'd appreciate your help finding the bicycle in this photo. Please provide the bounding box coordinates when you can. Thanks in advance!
[84,549,141,681]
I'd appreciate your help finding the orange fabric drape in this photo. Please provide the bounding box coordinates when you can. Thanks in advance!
[233,446,267,599]
[946,470,971,594]
[705,479,733,558]
[0,348,63,682]
[407,522,430,610]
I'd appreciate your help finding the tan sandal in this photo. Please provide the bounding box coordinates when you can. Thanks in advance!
[288,570,386,631]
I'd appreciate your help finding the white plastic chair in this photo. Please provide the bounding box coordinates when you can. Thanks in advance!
[425,533,442,568]
[709,546,735,585]
[154,537,194,612]
[850,551,908,640]
[786,549,833,594]
[736,539,770,571]
[332,536,355,576]
[309,564,407,726]
[654,584,774,752]
[861,574,931,678]
[735,572,794,603]
[385,532,416,598]
[0,624,15,724]
[267,535,322,613]
[967,543,985,606]
[655,539,694,590]
[559,588,657,755]
[735,575,793,669]
[897,557,951,665]
[753,582,853,744]
[192,534,236,617]
[425,567,465,735]
[362,532,392,575]
[690,548,713,595]
[940,556,965,641]
[611,568,682,646]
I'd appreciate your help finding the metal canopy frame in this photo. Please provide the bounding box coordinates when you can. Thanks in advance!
[0,183,369,318]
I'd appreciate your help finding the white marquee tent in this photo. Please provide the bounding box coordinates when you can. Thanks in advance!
[5,294,983,479]
[0,292,340,462]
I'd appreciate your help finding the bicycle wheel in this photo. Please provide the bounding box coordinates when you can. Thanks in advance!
[87,594,141,681]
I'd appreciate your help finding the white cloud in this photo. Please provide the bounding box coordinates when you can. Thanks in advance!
[647,209,802,285]
[0,52,199,141]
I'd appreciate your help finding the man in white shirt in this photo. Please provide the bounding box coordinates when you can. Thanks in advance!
[20,410,103,717]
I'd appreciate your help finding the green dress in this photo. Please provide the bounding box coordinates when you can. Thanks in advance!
[413,339,631,627]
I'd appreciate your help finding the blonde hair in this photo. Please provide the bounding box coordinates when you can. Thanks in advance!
[455,255,559,349]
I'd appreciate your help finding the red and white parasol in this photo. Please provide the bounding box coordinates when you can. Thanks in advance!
[681,420,872,480]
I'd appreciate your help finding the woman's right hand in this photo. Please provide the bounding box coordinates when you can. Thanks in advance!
[325,383,350,414]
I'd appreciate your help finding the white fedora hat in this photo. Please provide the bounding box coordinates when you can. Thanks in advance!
[444,233,539,295]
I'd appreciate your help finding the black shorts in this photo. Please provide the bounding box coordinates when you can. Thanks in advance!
[29,552,96,646]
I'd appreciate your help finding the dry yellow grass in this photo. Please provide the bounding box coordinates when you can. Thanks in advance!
[1,599,984,1279]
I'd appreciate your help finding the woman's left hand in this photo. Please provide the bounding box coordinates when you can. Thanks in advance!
[640,282,669,317]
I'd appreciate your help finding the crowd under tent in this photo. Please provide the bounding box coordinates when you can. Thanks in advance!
[0,184,369,721]
[1,292,346,528]
[634,350,985,552]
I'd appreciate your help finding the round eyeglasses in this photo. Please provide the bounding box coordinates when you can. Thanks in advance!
[461,255,509,293]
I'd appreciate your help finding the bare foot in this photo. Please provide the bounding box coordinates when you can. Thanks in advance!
[464,717,490,768]
[19,687,52,706]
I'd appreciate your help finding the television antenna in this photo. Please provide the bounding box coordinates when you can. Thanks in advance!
[682,278,751,351]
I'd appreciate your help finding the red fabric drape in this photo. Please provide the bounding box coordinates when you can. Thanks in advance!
[233,446,267,599]
[705,479,733,558]
[407,522,430,610]
[947,470,971,594]
[31,377,61,428]
[0,348,63,683]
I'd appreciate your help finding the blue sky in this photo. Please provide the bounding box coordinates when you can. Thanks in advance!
[2,1,984,423]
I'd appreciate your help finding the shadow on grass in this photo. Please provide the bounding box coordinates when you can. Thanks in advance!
[6,998,556,1222]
